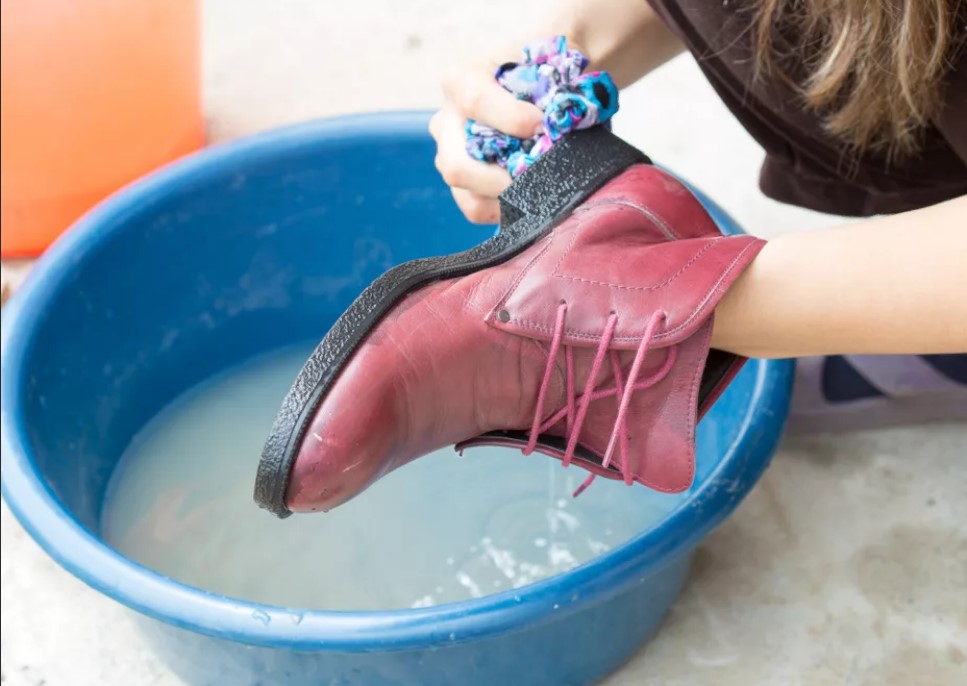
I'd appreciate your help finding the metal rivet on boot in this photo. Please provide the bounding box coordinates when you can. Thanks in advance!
[497,309,511,323]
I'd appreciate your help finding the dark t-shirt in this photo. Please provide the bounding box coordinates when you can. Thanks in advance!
[646,0,967,216]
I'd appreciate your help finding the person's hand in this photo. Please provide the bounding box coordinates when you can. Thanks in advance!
[429,0,684,224]
[429,63,544,224]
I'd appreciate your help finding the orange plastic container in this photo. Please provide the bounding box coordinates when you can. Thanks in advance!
[1,0,203,258]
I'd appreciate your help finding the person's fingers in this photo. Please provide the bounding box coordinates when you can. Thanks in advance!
[443,68,544,139]
[451,188,501,225]
[431,108,512,198]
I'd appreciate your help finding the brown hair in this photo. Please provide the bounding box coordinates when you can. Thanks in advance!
[755,0,960,157]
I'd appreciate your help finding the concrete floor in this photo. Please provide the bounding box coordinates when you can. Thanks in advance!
[2,1,965,684]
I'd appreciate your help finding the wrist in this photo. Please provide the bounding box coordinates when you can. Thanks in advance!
[541,0,685,87]
[710,238,785,359]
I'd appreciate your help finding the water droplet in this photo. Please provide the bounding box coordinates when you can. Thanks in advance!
[251,610,271,625]
[289,612,304,625]
[411,595,435,608]
[456,573,483,598]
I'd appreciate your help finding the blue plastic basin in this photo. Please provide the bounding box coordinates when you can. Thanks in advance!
[0,112,793,685]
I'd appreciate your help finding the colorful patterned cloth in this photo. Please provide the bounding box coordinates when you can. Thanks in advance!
[465,36,619,177]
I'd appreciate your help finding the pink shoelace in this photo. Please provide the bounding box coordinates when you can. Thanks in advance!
[522,304,676,495]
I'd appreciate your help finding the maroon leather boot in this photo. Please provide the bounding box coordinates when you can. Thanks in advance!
[255,128,765,517]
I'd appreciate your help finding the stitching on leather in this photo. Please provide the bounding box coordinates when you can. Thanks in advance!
[548,204,715,291]
[651,239,763,341]
[502,317,654,343]
[494,173,762,350]
[505,238,762,344]
[492,234,555,314]
[553,237,717,291]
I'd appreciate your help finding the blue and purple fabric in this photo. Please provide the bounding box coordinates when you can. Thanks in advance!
[465,36,620,177]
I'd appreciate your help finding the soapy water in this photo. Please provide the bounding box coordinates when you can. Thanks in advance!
[102,345,685,611]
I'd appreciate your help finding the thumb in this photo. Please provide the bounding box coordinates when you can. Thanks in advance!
[446,69,544,139]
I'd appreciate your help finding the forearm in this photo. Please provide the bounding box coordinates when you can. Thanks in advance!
[538,0,685,87]
[711,196,967,358]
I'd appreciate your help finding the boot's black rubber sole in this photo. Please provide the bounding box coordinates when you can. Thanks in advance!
[254,128,739,518]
